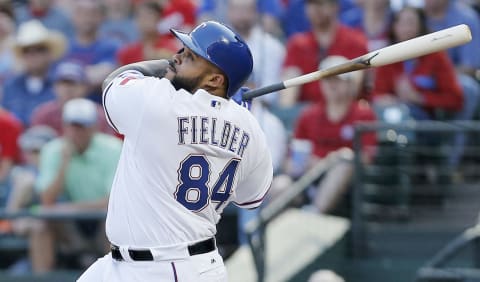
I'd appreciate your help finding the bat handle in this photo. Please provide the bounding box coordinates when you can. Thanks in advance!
[241,82,286,101]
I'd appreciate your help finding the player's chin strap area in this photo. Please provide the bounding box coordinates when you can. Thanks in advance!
[110,237,216,262]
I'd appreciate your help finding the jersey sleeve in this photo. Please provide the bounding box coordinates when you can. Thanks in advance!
[102,70,154,136]
[233,132,273,209]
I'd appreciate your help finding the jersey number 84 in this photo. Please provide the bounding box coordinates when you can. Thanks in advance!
[174,155,240,212]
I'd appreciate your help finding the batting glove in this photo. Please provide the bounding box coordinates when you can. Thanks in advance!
[231,87,252,111]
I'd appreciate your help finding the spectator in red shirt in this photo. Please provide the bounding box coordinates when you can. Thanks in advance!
[30,60,114,136]
[0,108,22,206]
[280,0,368,108]
[371,6,463,119]
[273,56,376,213]
[117,1,179,66]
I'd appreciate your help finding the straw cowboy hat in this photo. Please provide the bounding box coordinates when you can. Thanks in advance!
[13,20,66,60]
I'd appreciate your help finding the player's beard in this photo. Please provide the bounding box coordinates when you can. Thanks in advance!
[171,75,203,94]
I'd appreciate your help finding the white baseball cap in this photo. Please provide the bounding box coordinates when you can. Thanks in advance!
[62,98,97,126]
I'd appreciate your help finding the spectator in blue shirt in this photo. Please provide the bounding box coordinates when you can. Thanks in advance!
[99,0,139,46]
[425,0,480,76]
[2,20,66,126]
[424,0,480,167]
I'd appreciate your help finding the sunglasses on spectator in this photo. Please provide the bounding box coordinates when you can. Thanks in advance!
[21,45,49,54]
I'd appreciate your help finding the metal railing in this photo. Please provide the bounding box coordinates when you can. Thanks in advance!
[350,120,480,258]
[244,150,350,282]
[416,224,480,281]
[242,120,480,280]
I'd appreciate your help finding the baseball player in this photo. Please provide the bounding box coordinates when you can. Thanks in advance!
[78,21,273,282]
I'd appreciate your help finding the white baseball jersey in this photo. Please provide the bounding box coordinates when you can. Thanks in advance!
[102,71,273,248]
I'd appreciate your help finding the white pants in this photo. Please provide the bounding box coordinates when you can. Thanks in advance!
[77,249,227,282]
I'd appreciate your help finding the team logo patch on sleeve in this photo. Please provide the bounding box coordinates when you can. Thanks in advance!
[118,70,145,86]
[119,76,139,85]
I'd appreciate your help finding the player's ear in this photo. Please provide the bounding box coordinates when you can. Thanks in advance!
[205,73,225,89]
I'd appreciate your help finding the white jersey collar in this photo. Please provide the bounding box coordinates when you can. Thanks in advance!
[193,88,229,102]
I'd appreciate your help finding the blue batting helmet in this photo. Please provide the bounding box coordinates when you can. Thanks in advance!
[170,21,253,98]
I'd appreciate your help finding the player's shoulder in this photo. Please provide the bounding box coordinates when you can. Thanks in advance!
[226,101,266,137]
[229,100,259,123]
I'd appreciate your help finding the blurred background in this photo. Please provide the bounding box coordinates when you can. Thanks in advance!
[0,0,479,281]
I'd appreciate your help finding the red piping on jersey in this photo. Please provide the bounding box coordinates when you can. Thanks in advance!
[171,262,178,282]
[235,184,272,208]
[119,76,136,85]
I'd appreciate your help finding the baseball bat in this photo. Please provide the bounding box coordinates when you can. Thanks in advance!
[242,24,472,100]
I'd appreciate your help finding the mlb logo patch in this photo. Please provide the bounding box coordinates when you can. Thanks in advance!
[211,100,221,109]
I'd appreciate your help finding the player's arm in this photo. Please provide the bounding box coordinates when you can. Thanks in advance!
[234,162,273,209]
[102,60,175,135]
[102,59,171,92]
[233,133,274,209]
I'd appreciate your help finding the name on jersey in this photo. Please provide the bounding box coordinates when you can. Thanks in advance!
[177,116,249,157]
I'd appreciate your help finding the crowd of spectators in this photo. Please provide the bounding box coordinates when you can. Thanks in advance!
[0,0,478,276]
